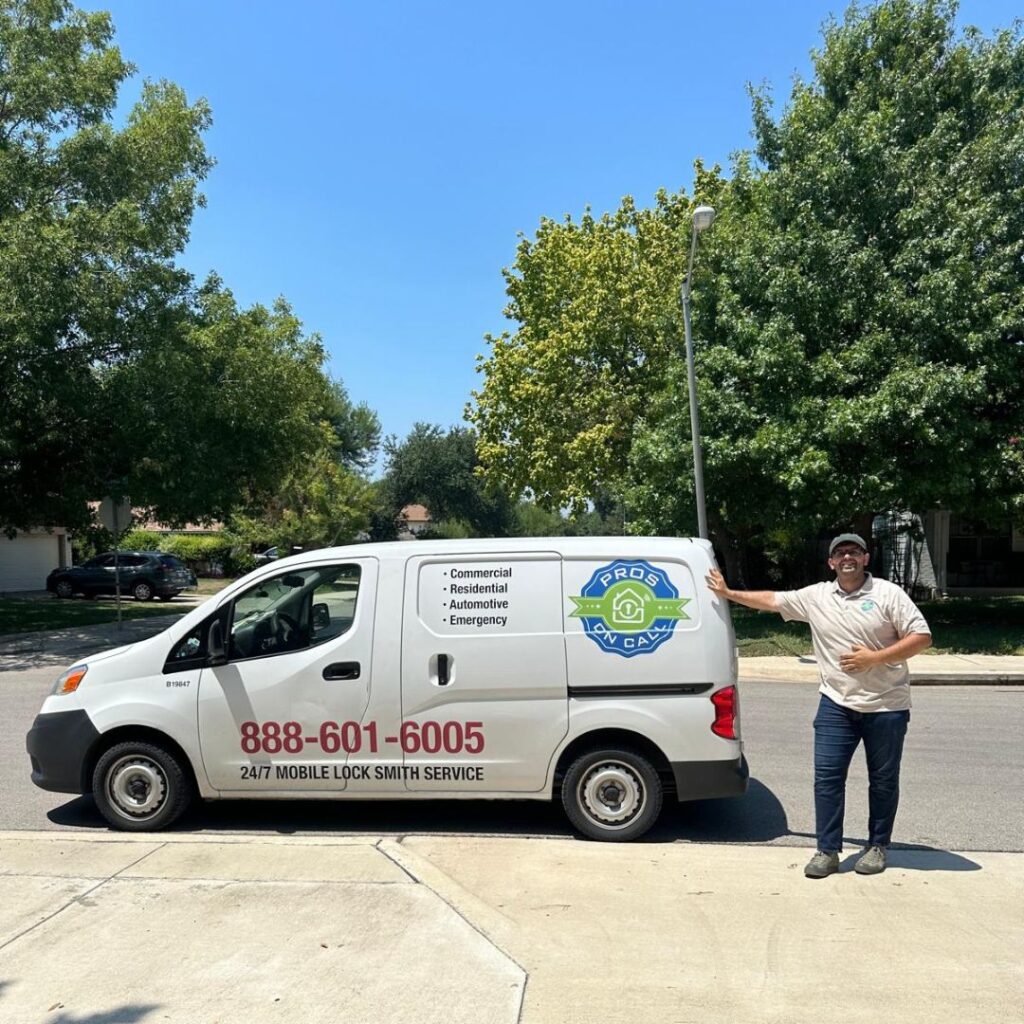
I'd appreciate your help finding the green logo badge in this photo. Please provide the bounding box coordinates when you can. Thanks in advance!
[570,560,691,657]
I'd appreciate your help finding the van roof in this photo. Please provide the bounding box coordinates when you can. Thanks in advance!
[269,536,712,566]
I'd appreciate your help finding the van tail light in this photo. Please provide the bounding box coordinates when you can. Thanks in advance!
[710,685,738,739]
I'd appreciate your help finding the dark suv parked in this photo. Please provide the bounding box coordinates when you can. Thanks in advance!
[47,552,197,602]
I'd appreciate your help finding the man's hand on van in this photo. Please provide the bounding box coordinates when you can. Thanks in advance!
[706,571,779,613]
[706,569,732,600]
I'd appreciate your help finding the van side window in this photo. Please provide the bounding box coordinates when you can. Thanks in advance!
[228,564,361,661]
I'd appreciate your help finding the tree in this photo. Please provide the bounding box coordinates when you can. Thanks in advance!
[470,1,1024,583]
[631,0,1024,573]
[468,175,724,514]
[324,379,380,472]
[104,278,339,525]
[226,437,377,554]
[0,0,212,531]
[381,424,514,537]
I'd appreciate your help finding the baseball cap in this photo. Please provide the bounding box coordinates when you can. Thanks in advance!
[829,533,867,556]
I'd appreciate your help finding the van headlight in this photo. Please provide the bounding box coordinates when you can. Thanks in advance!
[52,665,88,695]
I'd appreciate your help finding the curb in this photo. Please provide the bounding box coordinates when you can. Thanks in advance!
[739,673,1024,686]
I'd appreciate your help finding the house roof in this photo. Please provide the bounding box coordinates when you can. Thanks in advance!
[399,504,431,524]
[86,502,222,534]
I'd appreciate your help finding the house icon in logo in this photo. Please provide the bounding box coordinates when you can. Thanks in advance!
[610,585,650,627]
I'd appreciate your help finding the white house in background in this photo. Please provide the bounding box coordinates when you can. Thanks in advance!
[874,511,1024,595]
[0,528,71,594]
[398,504,432,539]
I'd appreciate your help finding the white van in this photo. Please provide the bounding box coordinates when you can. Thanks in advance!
[27,538,747,841]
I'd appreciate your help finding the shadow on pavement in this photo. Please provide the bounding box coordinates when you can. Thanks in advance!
[784,831,982,871]
[647,777,790,844]
[45,776,980,869]
[50,1008,160,1024]
[49,775,787,844]
[0,978,159,1024]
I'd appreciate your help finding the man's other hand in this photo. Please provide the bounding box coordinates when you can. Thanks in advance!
[839,645,881,673]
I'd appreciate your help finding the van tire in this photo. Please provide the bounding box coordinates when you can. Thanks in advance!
[92,741,193,832]
[561,747,663,842]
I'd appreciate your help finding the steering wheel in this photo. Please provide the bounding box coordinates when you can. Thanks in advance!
[275,612,301,647]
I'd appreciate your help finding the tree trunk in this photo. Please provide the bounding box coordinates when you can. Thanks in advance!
[709,513,749,590]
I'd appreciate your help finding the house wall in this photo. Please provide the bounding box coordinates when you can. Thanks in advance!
[923,511,1024,595]
[0,529,69,594]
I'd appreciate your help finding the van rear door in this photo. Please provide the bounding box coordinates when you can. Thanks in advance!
[400,552,567,792]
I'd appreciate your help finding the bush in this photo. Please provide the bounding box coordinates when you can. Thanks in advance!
[119,530,164,551]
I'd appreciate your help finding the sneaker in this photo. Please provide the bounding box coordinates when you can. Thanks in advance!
[855,845,887,875]
[804,851,840,878]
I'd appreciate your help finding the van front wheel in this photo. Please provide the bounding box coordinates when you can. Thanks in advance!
[92,741,193,832]
[561,748,663,842]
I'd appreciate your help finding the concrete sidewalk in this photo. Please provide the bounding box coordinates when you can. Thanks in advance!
[740,652,1024,684]
[0,831,1020,1024]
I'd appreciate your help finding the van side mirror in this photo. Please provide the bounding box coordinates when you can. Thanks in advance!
[208,619,228,666]
[312,602,330,632]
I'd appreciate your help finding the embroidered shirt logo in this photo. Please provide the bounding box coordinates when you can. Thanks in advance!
[861,600,877,612]
[569,559,690,658]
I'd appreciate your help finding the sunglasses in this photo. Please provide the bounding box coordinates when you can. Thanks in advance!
[831,547,866,559]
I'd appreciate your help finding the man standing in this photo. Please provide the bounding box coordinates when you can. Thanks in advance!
[706,533,932,878]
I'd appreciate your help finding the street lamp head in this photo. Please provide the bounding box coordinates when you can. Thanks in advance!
[692,205,716,232]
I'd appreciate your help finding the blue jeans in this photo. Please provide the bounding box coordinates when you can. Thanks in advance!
[813,693,910,853]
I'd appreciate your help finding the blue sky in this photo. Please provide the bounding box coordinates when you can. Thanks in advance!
[90,1,1019,462]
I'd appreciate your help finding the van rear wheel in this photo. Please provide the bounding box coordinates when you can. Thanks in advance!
[92,741,193,832]
[561,748,662,842]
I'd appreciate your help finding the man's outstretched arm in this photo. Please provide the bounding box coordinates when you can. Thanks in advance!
[705,569,780,613]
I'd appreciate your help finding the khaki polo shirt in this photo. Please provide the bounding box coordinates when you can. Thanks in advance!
[775,574,931,712]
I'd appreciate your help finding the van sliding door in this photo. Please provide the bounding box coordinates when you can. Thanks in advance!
[399,553,567,793]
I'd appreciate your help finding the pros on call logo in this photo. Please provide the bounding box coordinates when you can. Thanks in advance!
[569,559,691,658]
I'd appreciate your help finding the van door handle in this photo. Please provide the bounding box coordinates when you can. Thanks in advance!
[437,653,450,686]
[323,661,360,680]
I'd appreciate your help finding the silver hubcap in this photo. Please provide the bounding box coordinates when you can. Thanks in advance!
[136,585,151,600]
[578,762,644,830]
[56,582,72,597]
[107,756,167,819]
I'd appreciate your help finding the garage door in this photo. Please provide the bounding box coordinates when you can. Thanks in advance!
[0,534,62,593]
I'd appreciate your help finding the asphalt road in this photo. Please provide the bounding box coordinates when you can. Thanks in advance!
[3,659,1021,851]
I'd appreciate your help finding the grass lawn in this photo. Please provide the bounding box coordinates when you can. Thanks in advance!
[0,597,190,635]
[195,578,233,596]
[733,596,1024,657]
[0,580,231,636]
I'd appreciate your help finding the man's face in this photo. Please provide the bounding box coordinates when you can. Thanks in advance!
[829,544,869,580]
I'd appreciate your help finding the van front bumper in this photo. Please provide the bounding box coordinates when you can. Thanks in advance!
[26,710,99,794]
[671,754,749,802]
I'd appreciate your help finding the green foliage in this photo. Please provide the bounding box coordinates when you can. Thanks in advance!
[119,530,163,551]
[324,379,381,471]
[103,277,335,524]
[469,175,724,514]
[225,436,377,554]
[510,501,625,537]
[381,424,514,537]
[470,1,1024,569]
[0,0,212,531]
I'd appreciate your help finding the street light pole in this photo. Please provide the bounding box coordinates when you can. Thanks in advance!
[679,204,716,540]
